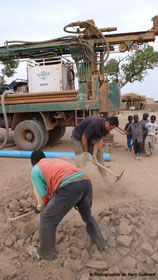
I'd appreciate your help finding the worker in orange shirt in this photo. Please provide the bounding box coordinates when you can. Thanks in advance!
[29,150,107,261]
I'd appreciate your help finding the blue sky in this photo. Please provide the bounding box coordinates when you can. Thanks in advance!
[0,0,158,99]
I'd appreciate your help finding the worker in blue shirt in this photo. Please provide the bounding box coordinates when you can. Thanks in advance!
[72,116,119,180]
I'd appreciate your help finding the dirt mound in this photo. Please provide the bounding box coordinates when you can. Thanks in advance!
[1,191,158,280]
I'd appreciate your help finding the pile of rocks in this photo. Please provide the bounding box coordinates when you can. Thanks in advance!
[1,197,158,280]
[98,200,158,275]
[4,191,34,218]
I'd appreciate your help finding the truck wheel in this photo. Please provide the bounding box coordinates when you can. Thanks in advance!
[14,120,45,151]
[33,120,49,148]
[49,126,66,142]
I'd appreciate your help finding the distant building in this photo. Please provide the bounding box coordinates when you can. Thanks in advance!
[121,93,146,110]
[146,97,154,104]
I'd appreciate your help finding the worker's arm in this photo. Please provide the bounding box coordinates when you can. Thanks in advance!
[124,124,131,135]
[31,179,45,212]
[31,166,49,212]
[93,139,103,163]
[116,126,127,135]
[82,133,89,158]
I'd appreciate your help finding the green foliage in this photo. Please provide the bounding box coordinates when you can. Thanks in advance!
[0,60,19,84]
[104,45,158,88]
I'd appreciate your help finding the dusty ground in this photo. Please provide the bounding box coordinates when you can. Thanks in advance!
[0,110,158,280]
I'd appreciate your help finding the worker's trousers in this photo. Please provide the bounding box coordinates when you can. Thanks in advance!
[71,136,104,164]
[127,136,132,150]
[38,180,106,260]
[133,139,142,155]
[144,135,155,155]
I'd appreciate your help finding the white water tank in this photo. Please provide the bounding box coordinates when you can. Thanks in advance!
[27,57,74,93]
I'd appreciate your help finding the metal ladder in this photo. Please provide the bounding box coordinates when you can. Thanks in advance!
[75,110,85,126]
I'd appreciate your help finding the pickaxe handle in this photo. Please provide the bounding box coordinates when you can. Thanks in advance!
[94,160,117,177]
[9,210,35,222]
[5,205,34,222]
[89,158,116,177]
[89,158,124,182]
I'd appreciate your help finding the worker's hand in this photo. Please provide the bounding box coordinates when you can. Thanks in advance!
[92,157,97,165]
[34,208,40,214]
[31,205,40,214]
[85,152,90,160]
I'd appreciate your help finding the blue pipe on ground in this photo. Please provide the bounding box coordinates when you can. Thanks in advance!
[0,150,111,161]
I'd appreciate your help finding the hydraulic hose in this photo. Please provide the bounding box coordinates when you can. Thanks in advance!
[0,91,15,150]
[5,36,75,46]
[64,20,110,64]
[0,91,9,149]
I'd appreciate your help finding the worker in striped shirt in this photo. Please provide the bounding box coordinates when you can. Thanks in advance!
[30,150,107,261]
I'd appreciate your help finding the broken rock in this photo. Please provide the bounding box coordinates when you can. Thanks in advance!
[61,268,75,280]
[123,256,137,269]
[81,249,89,261]
[151,253,158,263]
[71,259,82,272]
[119,220,133,235]
[117,235,133,247]
[86,260,108,270]
[141,242,153,255]
[70,246,81,257]
[5,238,13,247]
[101,216,110,225]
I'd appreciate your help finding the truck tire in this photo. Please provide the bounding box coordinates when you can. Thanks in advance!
[33,120,49,148]
[49,126,66,142]
[14,120,45,151]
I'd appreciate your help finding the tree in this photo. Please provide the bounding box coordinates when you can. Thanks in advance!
[104,45,158,88]
[0,60,19,85]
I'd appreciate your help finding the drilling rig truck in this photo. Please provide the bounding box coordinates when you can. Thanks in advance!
[0,17,157,150]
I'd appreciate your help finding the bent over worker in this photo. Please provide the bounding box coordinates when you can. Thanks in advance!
[30,150,107,261]
[71,116,119,180]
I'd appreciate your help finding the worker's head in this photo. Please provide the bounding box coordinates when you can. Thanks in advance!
[133,114,139,123]
[143,112,149,120]
[104,116,119,132]
[128,115,133,123]
[151,115,156,123]
[31,150,46,166]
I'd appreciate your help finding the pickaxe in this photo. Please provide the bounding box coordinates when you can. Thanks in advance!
[89,158,124,183]
[5,205,34,229]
